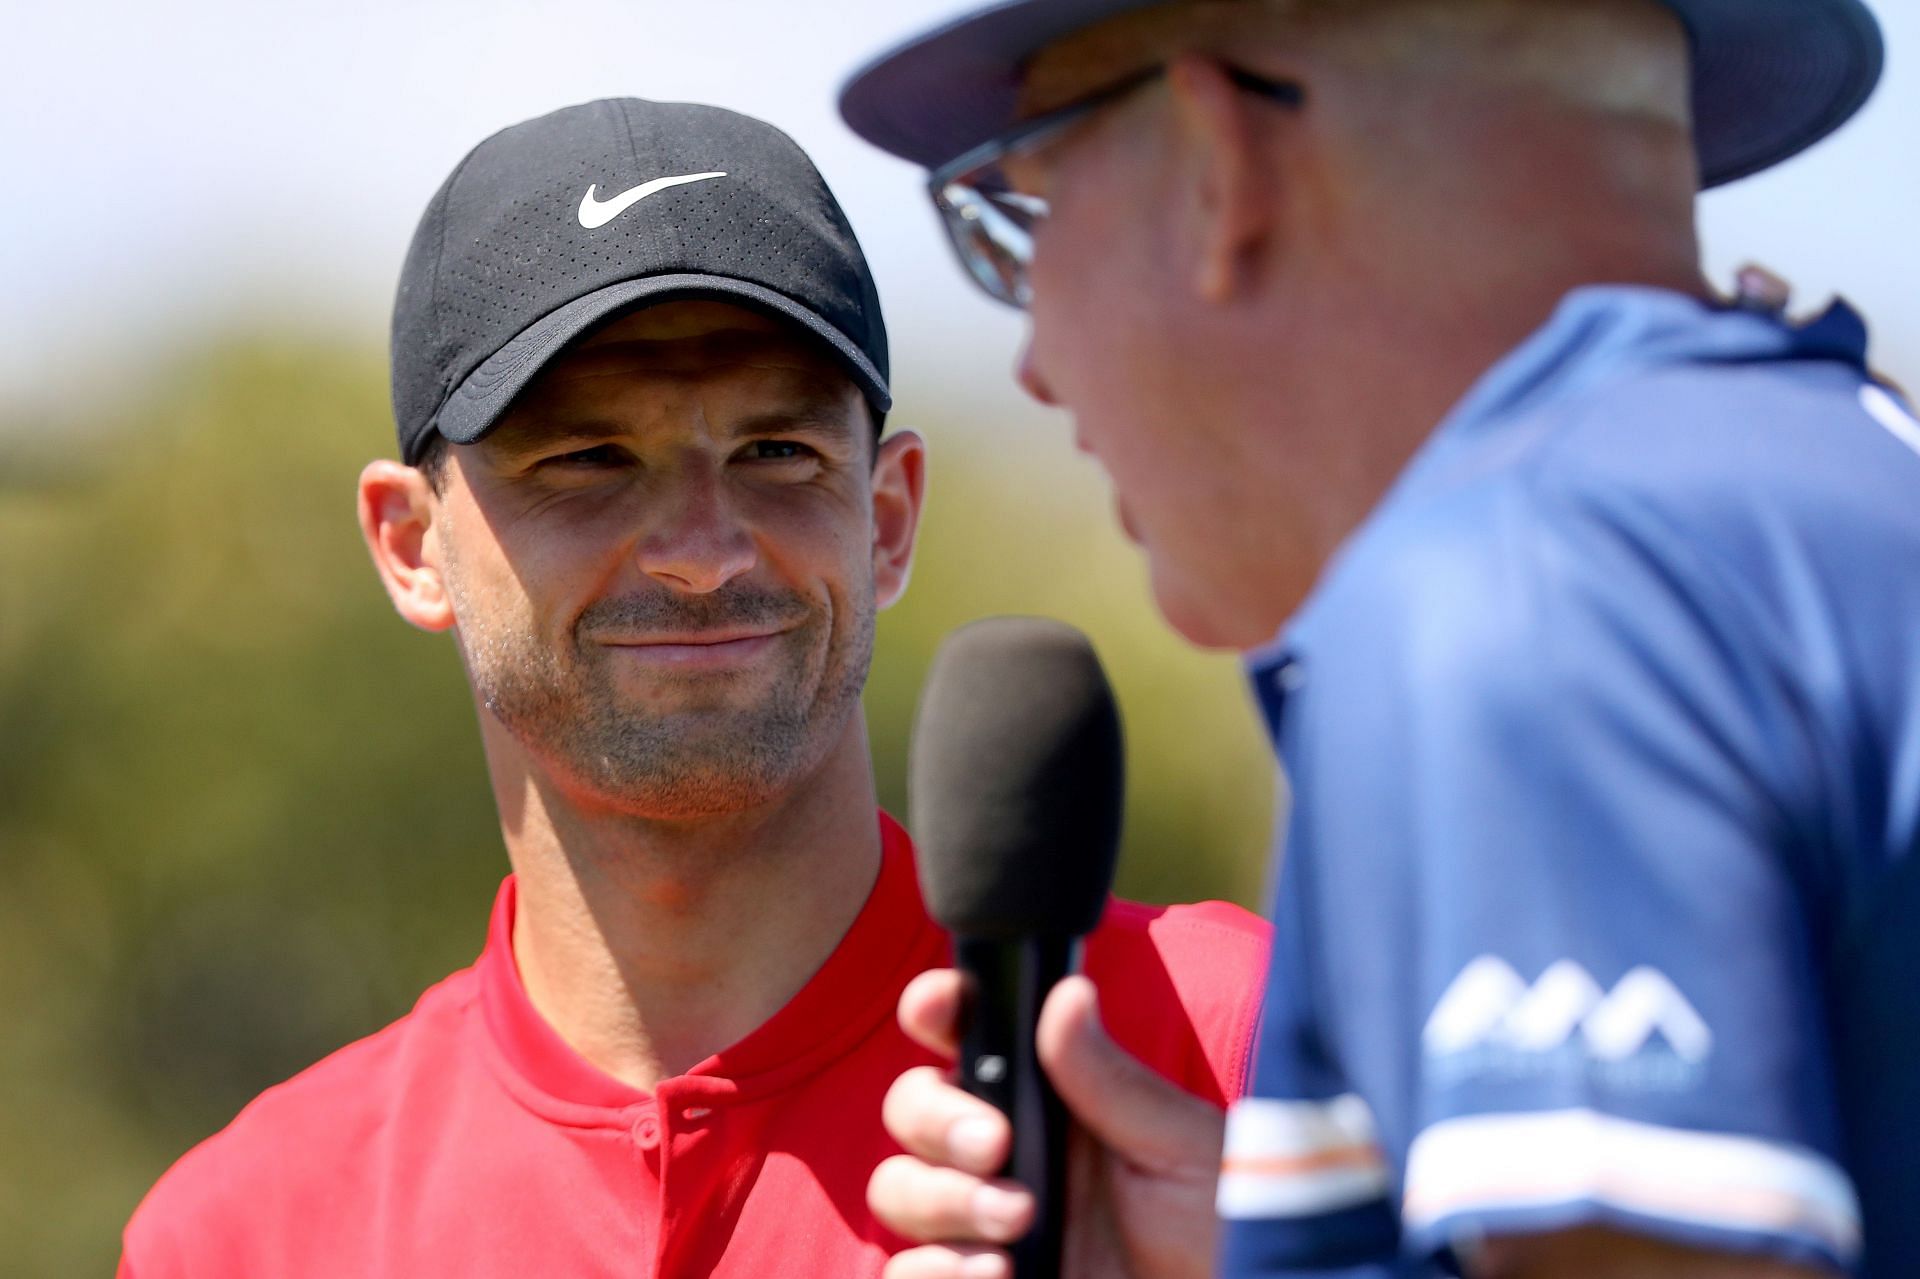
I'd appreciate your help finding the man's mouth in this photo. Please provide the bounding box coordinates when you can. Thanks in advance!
[601,627,791,669]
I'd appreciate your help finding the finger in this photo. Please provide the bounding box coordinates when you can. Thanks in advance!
[883,1066,1012,1175]
[868,1154,1036,1244]
[883,1244,1013,1279]
[1036,975,1225,1174]
[898,967,966,1058]
[884,1244,1012,1279]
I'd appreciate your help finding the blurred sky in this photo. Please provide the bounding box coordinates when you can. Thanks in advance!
[3,0,1915,428]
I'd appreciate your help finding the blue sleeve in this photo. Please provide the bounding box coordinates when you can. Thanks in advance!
[1216,804,1411,1275]
[1238,479,1862,1274]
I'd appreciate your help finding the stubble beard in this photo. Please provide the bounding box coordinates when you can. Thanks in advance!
[451,573,875,820]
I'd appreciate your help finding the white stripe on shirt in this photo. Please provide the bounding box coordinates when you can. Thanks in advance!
[1403,1108,1861,1262]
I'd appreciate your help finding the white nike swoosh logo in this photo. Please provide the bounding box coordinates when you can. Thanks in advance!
[577,172,727,229]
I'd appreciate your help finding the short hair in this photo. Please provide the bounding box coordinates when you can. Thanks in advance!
[1026,0,1689,128]
[414,432,451,494]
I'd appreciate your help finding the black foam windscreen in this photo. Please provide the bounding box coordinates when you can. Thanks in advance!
[909,617,1124,940]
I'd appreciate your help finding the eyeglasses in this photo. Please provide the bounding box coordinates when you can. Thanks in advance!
[926,66,1304,309]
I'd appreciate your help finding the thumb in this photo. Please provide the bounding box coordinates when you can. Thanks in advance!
[1035,975,1225,1176]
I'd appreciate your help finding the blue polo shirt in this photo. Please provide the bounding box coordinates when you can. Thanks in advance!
[1217,286,1920,1278]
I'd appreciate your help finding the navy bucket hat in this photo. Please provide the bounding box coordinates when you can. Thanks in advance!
[838,0,1883,189]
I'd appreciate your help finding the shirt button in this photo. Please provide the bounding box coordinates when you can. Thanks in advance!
[632,1114,661,1150]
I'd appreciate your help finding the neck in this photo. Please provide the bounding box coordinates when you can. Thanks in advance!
[1211,111,1707,635]
[479,713,883,1091]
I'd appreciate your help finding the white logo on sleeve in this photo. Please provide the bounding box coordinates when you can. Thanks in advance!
[577,172,727,229]
[1424,956,1712,1070]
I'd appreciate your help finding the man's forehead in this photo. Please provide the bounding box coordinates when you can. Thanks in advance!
[529,301,857,397]
[574,300,832,363]
[479,301,863,449]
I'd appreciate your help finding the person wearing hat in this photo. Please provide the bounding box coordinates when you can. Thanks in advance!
[115,97,1271,1278]
[840,1,1915,1276]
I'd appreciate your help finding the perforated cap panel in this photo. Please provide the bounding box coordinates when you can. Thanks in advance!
[391,98,890,464]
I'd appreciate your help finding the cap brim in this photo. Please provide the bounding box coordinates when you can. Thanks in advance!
[837,0,1882,190]
[1670,0,1883,186]
[434,273,893,451]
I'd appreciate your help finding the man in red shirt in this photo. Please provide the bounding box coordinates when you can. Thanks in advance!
[119,97,1269,1278]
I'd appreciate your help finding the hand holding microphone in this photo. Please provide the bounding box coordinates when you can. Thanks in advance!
[871,619,1223,1279]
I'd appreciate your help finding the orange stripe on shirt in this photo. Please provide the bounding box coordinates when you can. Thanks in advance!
[1221,1144,1386,1178]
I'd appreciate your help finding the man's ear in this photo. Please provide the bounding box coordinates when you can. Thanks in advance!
[1165,53,1279,305]
[358,459,456,632]
[870,430,927,610]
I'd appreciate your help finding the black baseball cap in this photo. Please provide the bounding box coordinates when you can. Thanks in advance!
[839,0,1883,190]
[391,98,891,465]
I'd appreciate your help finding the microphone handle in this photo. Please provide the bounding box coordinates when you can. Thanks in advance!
[953,934,1076,1279]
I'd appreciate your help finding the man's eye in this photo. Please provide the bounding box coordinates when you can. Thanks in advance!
[748,440,815,461]
[544,444,626,468]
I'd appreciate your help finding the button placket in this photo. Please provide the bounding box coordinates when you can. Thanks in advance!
[630,1107,662,1151]
[657,1078,725,1131]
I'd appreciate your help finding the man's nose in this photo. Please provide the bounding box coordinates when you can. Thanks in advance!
[1015,338,1059,406]
[635,461,757,594]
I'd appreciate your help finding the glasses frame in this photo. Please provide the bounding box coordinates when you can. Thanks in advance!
[926,65,1305,308]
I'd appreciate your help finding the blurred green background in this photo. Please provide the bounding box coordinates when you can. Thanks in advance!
[0,332,1277,1272]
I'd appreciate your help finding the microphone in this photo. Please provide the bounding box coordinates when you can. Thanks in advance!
[909,617,1125,1279]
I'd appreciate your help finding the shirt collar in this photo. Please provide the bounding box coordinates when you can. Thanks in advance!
[1245,283,1873,681]
[475,809,939,1115]
[1425,285,1868,450]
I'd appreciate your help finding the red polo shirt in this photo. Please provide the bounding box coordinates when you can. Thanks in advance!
[122,813,1268,1278]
